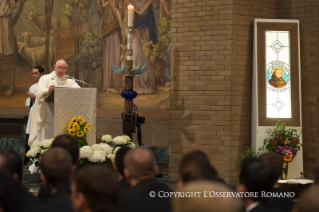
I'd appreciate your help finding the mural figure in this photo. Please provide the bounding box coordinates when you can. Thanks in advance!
[268,66,287,88]
[0,0,20,96]
[96,0,123,93]
[131,0,159,94]
[28,11,60,44]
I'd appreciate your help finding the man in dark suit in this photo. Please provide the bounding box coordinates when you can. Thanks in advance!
[40,147,73,212]
[2,149,44,212]
[238,158,284,212]
[119,147,172,212]
[114,146,131,190]
[177,150,225,189]
[71,165,119,212]
[259,152,294,212]
[38,134,79,203]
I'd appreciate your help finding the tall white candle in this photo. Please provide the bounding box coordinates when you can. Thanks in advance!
[127,4,134,61]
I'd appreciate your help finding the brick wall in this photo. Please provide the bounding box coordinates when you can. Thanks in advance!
[169,0,319,186]
[288,0,319,175]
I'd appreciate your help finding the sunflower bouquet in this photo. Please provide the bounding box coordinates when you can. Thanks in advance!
[263,122,302,162]
[67,116,91,147]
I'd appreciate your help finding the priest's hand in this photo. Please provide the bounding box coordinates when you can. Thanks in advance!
[48,85,55,93]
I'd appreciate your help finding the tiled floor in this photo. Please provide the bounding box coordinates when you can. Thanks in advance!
[23,166,42,192]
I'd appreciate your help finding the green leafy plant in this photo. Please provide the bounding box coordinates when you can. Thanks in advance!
[238,146,266,163]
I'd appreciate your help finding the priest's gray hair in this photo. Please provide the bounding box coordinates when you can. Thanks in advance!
[55,59,68,67]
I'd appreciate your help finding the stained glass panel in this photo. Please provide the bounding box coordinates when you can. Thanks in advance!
[265,31,291,118]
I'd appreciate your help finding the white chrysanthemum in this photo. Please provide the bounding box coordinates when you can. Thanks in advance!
[32,146,41,154]
[101,134,113,143]
[80,146,93,159]
[127,142,136,148]
[88,150,106,163]
[99,143,113,155]
[40,149,48,155]
[91,144,104,151]
[26,149,36,157]
[113,147,121,155]
[121,135,131,142]
[112,136,127,145]
[42,139,53,148]
[107,154,115,163]
[34,141,43,147]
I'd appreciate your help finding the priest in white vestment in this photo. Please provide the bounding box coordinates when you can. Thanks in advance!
[28,60,80,172]
[25,66,44,134]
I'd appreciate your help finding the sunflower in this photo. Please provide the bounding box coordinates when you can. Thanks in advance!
[83,127,90,133]
[77,131,84,137]
[71,117,77,123]
[68,129,75,136]
[73,123,80,131]
[67,123,75,130]
[283,155,292,162]
[78,116,85,124]
[85,123,91,128]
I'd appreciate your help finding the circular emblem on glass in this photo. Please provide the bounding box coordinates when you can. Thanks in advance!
[266,61,290,92]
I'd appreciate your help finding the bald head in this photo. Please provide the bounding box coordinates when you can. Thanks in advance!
[124,147,157,180]
[173,181,243,212]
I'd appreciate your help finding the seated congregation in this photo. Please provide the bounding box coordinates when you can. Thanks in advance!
[0,134,318,212]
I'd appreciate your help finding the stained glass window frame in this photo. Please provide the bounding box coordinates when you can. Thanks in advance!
[257,22,300,126]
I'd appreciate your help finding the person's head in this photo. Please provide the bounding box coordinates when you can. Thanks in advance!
[54,59,68,79]
[114,146,132,178]
[51,134,79,165]
[178,150,218,186]
[40,147,72,190]
[238,158,275,202]
[258,152,282,185]
[71,165,118,212]
[173,181,243,212]
[293,186,319,212]
[32,66,44,83]
[0,149,13,175]
[273,67,283,79]
[0,171,24,212]
[2,149,23,181]
[124,147,157,184]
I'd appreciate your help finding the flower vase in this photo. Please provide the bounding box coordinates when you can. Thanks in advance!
[281,161,288,180]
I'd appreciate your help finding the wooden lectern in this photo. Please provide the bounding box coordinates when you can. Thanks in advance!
[45,87,97,146]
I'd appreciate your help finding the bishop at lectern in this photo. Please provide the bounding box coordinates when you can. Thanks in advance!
[28,60,80,148]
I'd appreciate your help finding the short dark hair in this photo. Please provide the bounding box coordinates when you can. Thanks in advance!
[4,149,23,181]
[33,66,44,74]
[0,149,14,175]
[179,150,218,184]
[51,134,79,165]
[40,147,72,188]
[74,165,118,212]
[258,152,282,184]
[115,147,132,176]
[0,171,24,212]
[239,158,275,201]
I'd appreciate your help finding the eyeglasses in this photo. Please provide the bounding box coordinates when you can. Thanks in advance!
[57,66,67,71]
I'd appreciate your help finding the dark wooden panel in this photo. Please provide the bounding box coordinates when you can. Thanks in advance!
[0,123,24,138]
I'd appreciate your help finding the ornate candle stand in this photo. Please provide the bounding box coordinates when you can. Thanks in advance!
[111,20,147,146]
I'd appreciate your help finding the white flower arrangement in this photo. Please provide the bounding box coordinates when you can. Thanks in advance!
[112,136,127,145]
[77,134,137,169]
[101,134,113,143]
[26,138,54,170]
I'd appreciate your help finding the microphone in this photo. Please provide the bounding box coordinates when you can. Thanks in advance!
[65,75,92,87]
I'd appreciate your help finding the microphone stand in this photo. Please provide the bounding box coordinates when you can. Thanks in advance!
[65,75,92,87]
